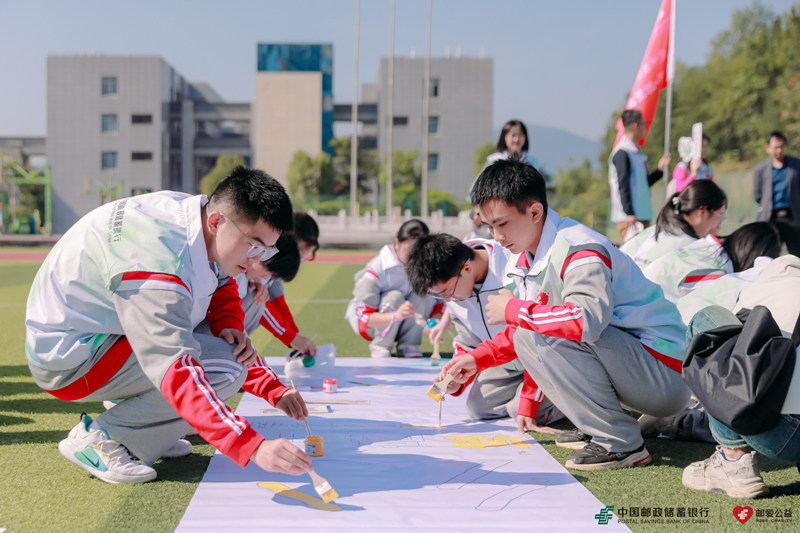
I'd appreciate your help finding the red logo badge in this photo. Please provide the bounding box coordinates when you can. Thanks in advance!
[733,506,753,524]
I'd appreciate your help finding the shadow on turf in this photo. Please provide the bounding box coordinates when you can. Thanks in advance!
[0,381,43,396]
[0,398,105,414]
[0,413,34,426]
[0,365,33,378]
[0,429,69,445]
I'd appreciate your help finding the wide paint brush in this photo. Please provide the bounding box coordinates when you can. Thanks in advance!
[309,468,339,503]
[431,341,441,365]
[427,372,456,402]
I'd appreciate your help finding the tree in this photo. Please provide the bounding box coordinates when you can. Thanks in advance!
[378,149,423,213]
[599,3,800,174]
[199,155,246,197]
[550,158,609,232]
[329,136,378,196]
[473,142,496,175]
[286,150,334,199]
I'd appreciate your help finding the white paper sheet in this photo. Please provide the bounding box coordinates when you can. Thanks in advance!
[176,357,630,532]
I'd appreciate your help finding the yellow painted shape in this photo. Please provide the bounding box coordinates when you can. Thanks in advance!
[445,435,532,449]
[258,482,342,512]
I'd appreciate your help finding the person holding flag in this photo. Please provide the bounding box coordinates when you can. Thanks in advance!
[608,0,676,242]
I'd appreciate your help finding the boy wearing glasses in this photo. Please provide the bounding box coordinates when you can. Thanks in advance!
[25,166,313,484]
[406,234,564,432]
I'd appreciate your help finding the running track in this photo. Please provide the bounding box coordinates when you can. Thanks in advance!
[0,251,374,264]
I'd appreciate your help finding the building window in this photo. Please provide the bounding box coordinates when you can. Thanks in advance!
[132,152,152,161]
[428,153,439,172]
[101,152,117,169]
[132,188,152,196]
[429,79,440,97]
[101,114,118,132]
[102,77,117,95]
[393,116,408,126]
[131,114,152,124]
[428,116,439,134]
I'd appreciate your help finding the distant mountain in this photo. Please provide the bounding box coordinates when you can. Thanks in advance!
[492,123,601,175]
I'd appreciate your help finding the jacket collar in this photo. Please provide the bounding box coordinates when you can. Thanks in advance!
[379,244,403,271]
[521,208,560,276]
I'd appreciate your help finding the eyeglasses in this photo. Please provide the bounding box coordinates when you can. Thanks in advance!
[219,213,278,261]
[712,208,727,223]
[428,258,469,301]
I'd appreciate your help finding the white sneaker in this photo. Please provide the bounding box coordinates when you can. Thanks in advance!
[369,346,392,358]
[682,446,770,499]
[102,400,120,411]
[161,439,192,458]
[58,414,157,484]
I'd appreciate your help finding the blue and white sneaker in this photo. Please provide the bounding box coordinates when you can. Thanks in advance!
[58,414,157,484]
[370,346,392,358]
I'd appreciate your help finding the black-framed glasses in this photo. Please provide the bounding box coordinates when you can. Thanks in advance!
[428,258,470,301]
[219,213,278,261]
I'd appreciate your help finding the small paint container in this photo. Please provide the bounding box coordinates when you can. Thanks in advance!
[305,435,324,456]
[323,378,338,393]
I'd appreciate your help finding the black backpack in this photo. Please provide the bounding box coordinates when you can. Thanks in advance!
[682,305,799,436]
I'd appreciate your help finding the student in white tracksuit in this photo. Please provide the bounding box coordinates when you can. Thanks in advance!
[405,234,565,428]
[621,179,728,269]
[641,222,783,305]
[638,223,782,442]
[345,220,441,358]
[25,167,312,484]
[234,233,317,356]
[443,157,690,471]
[682,254,800,499]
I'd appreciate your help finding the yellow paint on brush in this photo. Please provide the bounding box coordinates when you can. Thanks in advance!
[445,435,533,449]
[258,482,342,512]
[426,384,444,402]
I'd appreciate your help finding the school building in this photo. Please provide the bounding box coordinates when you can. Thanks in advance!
[24,46,492,234]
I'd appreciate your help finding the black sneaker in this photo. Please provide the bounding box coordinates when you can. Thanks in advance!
[555,428,593,450]
[565,442,652,471]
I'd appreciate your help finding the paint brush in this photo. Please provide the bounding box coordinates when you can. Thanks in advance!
[288,334,319,358]
[431,341,441,365]
[438,396,443,428]
[427,372,456,402]
[309,468,339,503]
[291,380,313,437]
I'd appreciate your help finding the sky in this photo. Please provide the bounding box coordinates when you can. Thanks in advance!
[1,0,797,141]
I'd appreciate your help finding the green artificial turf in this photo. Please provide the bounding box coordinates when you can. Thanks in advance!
[1,261,798,533]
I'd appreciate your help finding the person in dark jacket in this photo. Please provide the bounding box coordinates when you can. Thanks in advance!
[753,130,800,255]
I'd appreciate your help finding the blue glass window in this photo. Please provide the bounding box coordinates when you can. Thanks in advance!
[428,116,439,134]
[102,114,118,132]
[102,77,117,95]
[102,152,117,169]
[428,153,439,172]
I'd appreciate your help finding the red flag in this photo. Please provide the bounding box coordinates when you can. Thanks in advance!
[613,0,675,149]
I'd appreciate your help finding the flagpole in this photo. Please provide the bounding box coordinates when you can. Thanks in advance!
[663,0,676,202]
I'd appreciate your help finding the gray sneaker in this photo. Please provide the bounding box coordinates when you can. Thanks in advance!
[555,428,593,450]
[682,447,770,499]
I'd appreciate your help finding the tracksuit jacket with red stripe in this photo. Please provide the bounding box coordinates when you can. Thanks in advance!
[447,238,545,419]
[468,209,687,402]
[25,192,288,468]
[235,273,300,344]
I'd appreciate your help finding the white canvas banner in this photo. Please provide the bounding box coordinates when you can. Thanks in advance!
[176,357,629,532]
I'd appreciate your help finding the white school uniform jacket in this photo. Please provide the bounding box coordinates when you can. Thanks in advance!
[732,255,800,414]
[640,235,733,304]
[345,244,443,339]
[470,208,687,376]
[25,192,286,468]
[620,225,697,269]
[676,257,773,325]
[235,274,299,344]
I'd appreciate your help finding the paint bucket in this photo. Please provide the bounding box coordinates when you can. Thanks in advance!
[323,379,337,393]
[305,435,324,457]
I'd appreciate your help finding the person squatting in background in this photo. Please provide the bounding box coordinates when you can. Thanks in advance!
[621,180,728,269]
[345,219,444,358]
